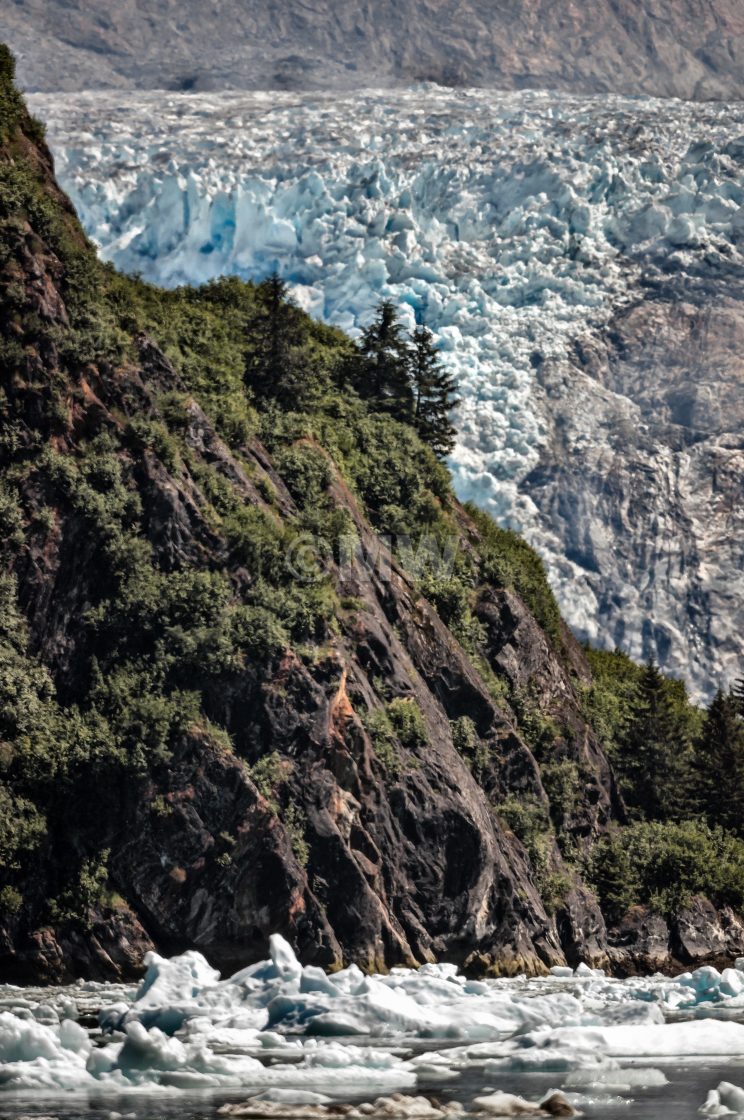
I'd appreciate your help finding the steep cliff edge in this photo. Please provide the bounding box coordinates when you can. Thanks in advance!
[0,51,740,983]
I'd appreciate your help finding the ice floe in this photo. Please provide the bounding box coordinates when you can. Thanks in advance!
[701,1081,744,1116]
[3,936,744,1101]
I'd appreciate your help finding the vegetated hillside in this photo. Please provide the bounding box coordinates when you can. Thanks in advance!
[2,48,744,984]
[4,0,744,99]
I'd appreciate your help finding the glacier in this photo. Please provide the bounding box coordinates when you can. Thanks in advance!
[28,86,744,697]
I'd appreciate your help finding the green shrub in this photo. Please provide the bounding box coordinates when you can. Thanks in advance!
[0,885,22,915]
[510,685,560,760]
[48,850,111,926]
[588,820,744,925]
[541,758,582,830]
[466,503,562,642]
[0,484,23,558]
[364,708,403,776]
[0,46,23,141]
[450,715,490,778]
[275,444,331,510]
[285,803,309,868]
[498,793,569,911]
[126,417,181,472]
[0,786,46,869]
[386,698,428,750]
[249,752,285,811]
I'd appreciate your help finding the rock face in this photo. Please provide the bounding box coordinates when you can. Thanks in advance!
[6,0,744,98]
[609,900,744,976]
[0,91,615,982]
[527,288,744,698]
[0,905,155,984]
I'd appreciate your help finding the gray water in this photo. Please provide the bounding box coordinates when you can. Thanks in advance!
[0,1057,741,1119]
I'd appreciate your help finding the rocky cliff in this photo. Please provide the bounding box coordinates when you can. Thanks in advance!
[4,0,744,99]
[0,51,742,985]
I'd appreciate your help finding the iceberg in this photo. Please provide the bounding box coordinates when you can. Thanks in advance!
[3,937,744,1099]
[701,1082,744,1117]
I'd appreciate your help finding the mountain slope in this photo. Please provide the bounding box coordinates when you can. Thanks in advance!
[0,47,618,980]
[4,0,744,99]
[2,48,744,984]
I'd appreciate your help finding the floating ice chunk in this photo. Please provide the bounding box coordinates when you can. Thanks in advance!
[58,1019,92,1056]
[269,935,304,982]
[590,1002,665,1027]
[516,1021,744,1061]
[564,1067,668,1091]
[549,969,574,979]
[0,1012,64,1063]
[700,1081,744,1116]
[0,1012,91,1091]
[133,949,221,1026]
[254,1090,332,1103]
[573,964,595,978]
[680,967,724,1001]
[472,1090,575,1116]
[720,970,744,998]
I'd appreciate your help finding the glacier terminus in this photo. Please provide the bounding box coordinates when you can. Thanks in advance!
[30,84,744,699]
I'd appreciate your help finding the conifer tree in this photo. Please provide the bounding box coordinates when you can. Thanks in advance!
[622,658,692,821]
[356,300,413,421]
[410,325,460,459]
[733,678,744,717]
[693,688,744,834]
[244,273,307,406]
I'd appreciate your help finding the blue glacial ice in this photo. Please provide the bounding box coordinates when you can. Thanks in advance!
[28,86,744,699]
[27,88,744,519]
[4,935,744,1100]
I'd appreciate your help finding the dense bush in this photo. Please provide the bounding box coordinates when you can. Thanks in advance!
[588,821,744,925]
[465,503,562,642]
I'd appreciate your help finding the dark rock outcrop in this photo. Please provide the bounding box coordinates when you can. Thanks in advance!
[609,899,744,976]
[0,905,155,984]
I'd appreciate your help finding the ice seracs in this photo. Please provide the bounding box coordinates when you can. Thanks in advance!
[29,86,744,698]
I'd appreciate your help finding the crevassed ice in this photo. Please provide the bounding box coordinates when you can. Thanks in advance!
[27,87,744,689]
[4,935,744,1096]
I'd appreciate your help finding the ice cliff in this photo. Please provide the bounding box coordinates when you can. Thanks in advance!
[31,86,744,698]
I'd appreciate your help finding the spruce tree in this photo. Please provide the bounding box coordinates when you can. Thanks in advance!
[622,658,692,821]
[244,273,307,406]
[356,300,413,421]
[733,678,744,717]
[693,689,744,834]
[410,325,460,459]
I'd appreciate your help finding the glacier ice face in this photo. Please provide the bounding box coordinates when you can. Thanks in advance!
[28,86,744,697]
